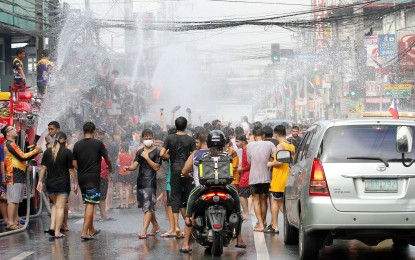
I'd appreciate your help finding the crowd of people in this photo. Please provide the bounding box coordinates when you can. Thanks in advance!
[5,46,316,252]
[0,107,309,252]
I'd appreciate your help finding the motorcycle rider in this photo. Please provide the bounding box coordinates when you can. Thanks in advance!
[183,130,246,250]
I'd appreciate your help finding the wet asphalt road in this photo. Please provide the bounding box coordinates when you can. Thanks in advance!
[1,206,415,260]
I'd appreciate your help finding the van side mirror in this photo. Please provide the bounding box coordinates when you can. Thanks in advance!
[396,126,413,153]
[276,150,291,163]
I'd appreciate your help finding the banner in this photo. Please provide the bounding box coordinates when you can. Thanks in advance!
[365,36,380,68]
[384,84,412,98]
[398,33,415,69]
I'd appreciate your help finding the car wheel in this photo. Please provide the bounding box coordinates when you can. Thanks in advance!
[284,202,298,245]
[299,217,320,260]
[392,239,408,247]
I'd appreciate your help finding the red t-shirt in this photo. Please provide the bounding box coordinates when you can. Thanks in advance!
[118,152,133,175]
[100,159,109,179]
[239,147,251,188]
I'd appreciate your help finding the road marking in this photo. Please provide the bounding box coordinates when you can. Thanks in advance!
[251,212,270,260]
[74,219,84,224]
[10,251,34,260]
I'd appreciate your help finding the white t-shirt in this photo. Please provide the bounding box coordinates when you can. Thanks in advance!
[247,140,276,185]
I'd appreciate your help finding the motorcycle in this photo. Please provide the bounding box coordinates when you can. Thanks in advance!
[191,155,242,256]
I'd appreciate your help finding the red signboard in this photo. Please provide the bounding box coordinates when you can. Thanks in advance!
[398,34,415,69]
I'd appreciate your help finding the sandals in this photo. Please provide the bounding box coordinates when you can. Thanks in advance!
[265,225,279,234]
[55,234,65,239]
[179,248,192,253]
[92,229,101,237]
[235,244,247,249]
[81,235,94,241]
[147,227,160,236]
[175,230,184,239]
[138,234,148,239]
[160,232,176,238]
[6,224,20,230]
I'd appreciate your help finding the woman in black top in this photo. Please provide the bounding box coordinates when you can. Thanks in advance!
[37,132,78,238]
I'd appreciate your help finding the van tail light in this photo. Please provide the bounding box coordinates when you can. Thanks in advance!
[309,158,330,196]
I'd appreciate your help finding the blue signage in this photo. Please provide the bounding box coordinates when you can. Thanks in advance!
[378,34,397,63]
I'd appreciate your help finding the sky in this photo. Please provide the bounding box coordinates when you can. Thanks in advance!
[59,0,315,120]
[62,0,313,72]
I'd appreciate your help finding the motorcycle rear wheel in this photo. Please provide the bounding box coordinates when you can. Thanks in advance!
[211,231,224,256]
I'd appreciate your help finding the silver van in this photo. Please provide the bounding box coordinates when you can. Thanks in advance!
[281,119,415,260]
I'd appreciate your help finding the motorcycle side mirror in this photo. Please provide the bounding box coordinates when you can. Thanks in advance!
[396,126,413,153]
[276,150,291,163]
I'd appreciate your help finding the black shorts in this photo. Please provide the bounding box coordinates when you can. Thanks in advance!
[166,190,172,206]
[170,176,194,213]
[250,183,270,195]
[270,192,284,200]
[100,179,108,201]
[239,186,252,198]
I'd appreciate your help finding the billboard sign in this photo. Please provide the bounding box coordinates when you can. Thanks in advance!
[398,33,415,69]
[378,34,397,64]
[365,36,381,68]
[384,84,412,98]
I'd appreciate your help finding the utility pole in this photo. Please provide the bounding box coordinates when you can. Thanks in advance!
[124,0,134,71]
[35,0,43,55]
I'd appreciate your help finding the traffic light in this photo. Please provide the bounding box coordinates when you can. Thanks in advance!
[271,43,280,63]
[349,80,358,97]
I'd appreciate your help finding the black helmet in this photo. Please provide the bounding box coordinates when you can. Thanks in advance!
[207,130,226,148]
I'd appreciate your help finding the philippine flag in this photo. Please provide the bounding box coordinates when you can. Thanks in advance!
[389,99,399,119]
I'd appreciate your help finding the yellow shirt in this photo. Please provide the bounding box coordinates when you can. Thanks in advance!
[269,142,295,192]
[227,147,239,185]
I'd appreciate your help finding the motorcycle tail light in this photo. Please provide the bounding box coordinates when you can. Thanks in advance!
[216,192,228,200]
[203,192,228,201]
[203,192,216,201]
[213,224,222,229]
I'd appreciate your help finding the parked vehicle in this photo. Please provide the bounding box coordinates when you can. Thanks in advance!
[280,119,415,260]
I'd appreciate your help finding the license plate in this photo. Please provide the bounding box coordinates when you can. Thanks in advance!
[364,179,398,193]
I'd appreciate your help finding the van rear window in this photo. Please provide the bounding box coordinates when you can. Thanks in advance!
[320,125,415,163]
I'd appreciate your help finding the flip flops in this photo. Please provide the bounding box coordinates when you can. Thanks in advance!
[179,248,192,253]
[6,224,20,230]
[81,235,94,241]
[138,234,148,239]
[264,225,279,234]
[48,229,56,236]
[92,229,101,237]
[147,228,160,236]
[235,244,247,249]
[175,231,184,239]
[160,232,176,238]
[55,234,65,239]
